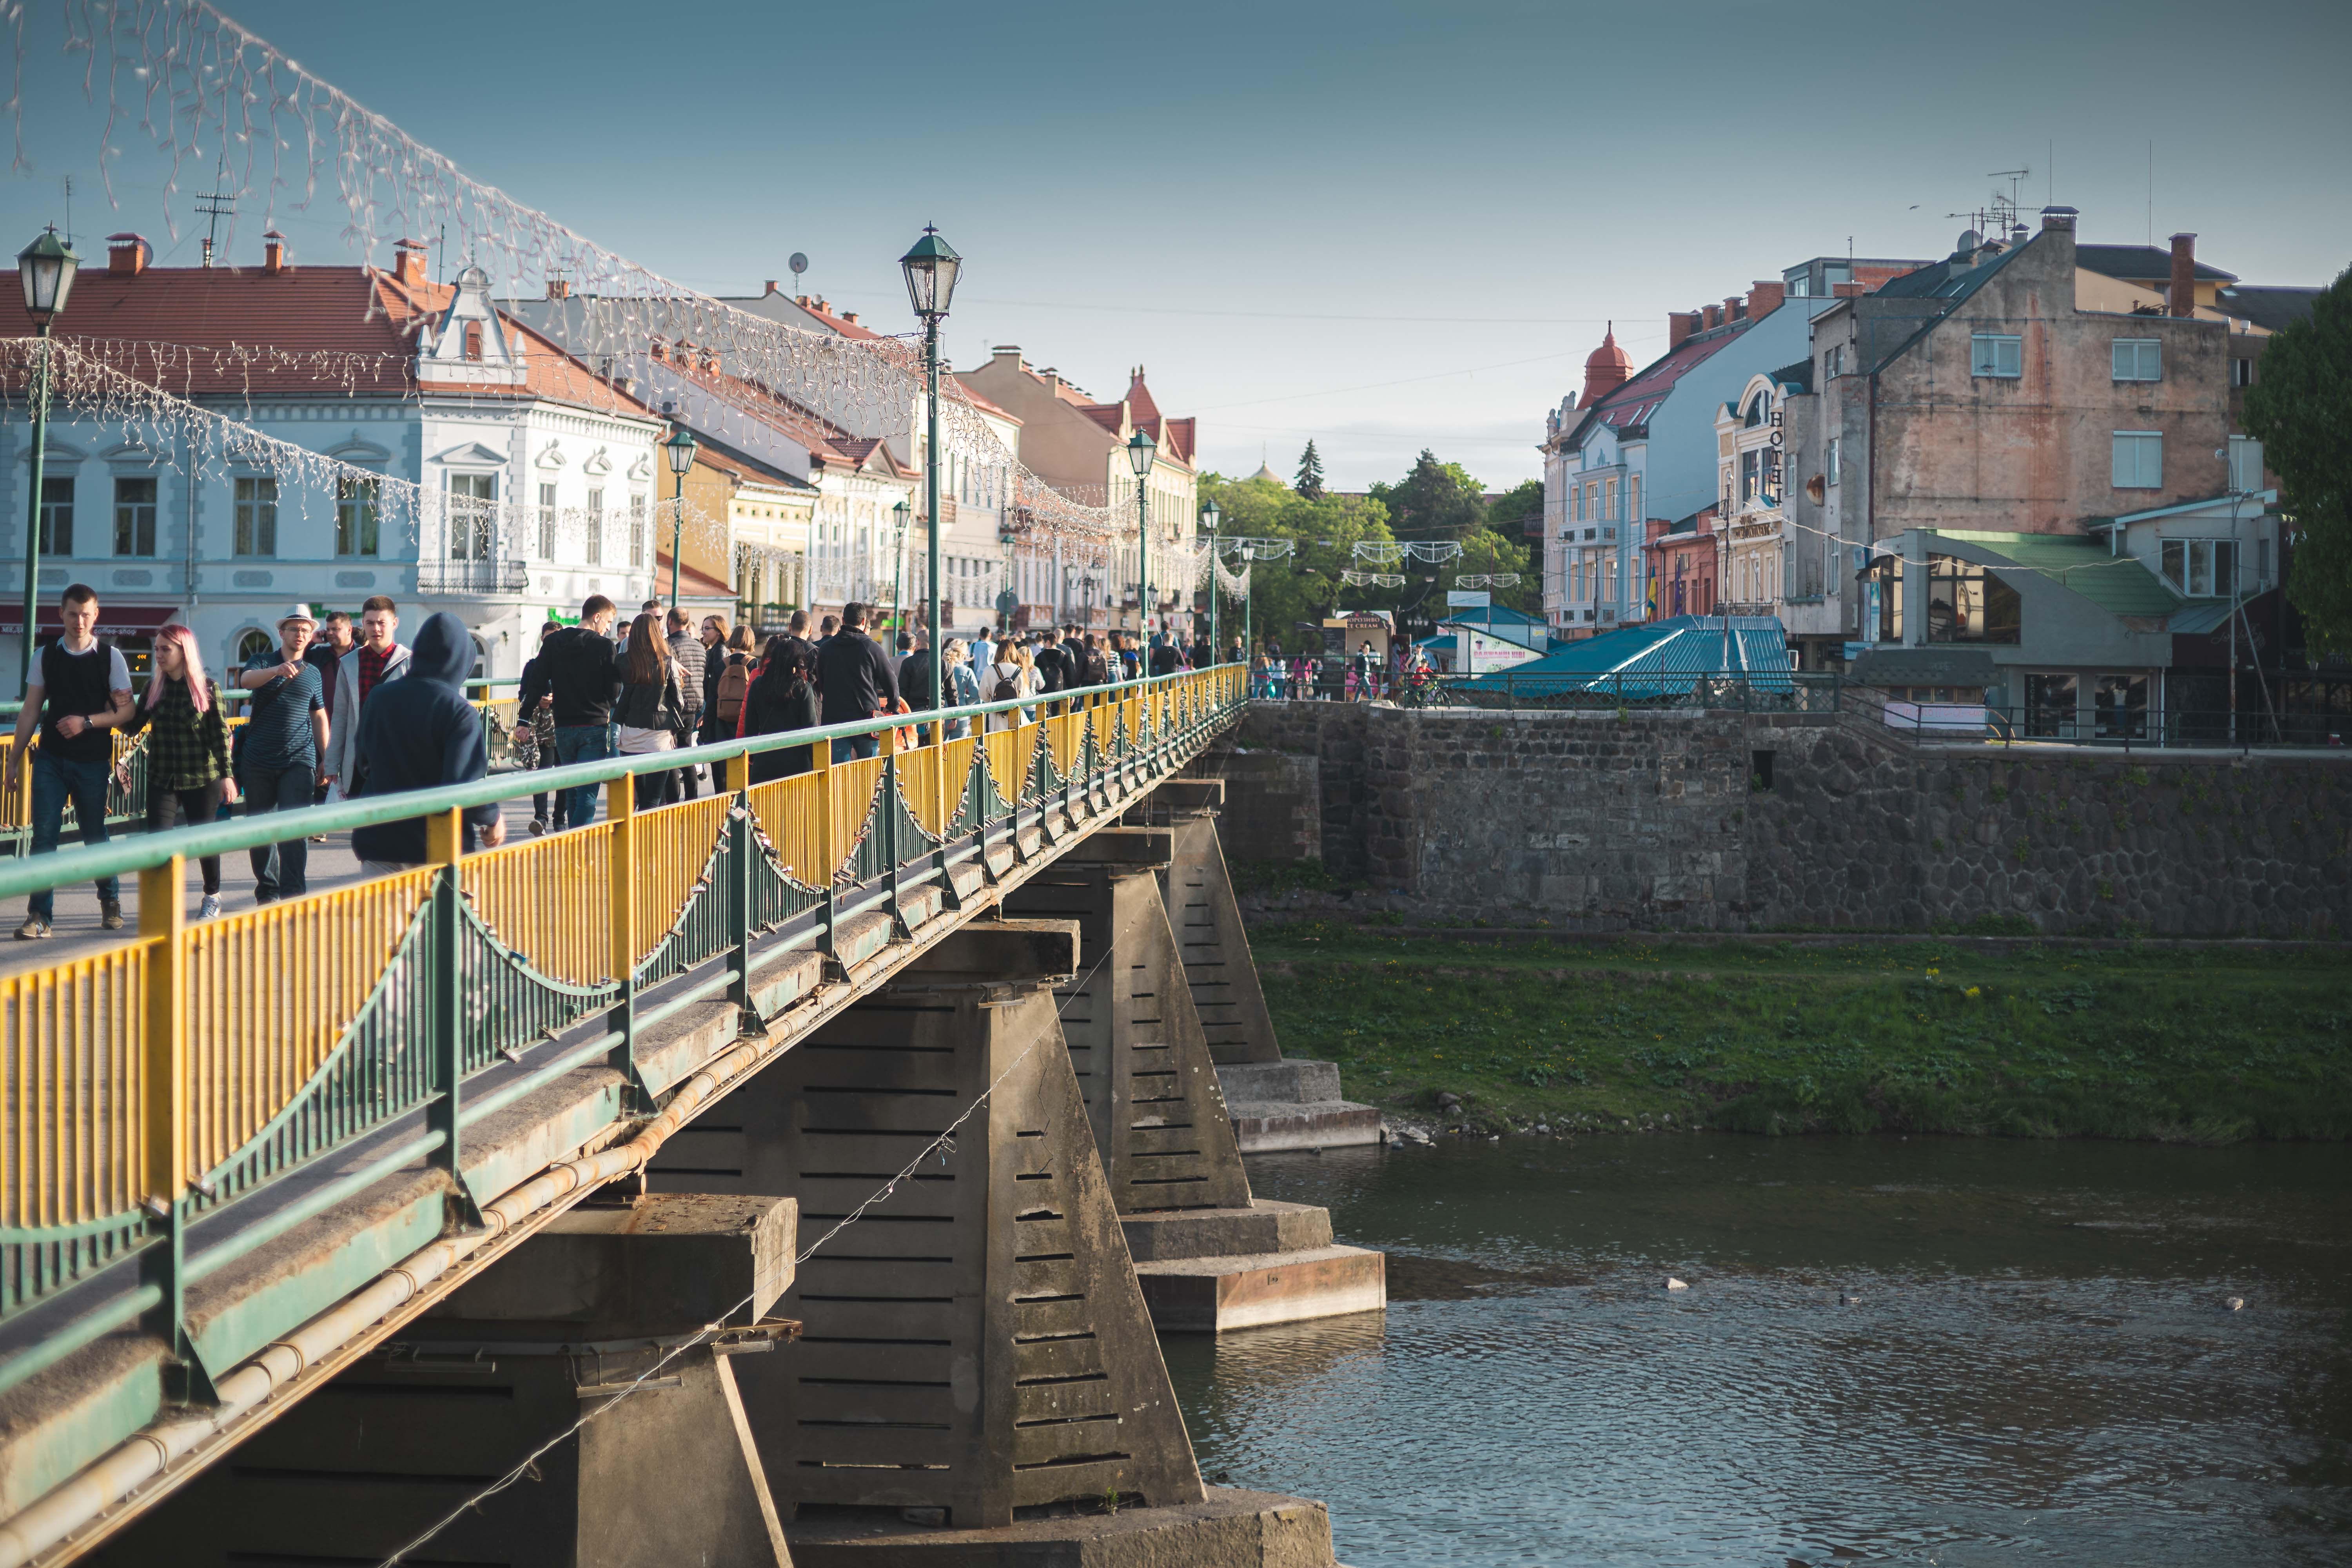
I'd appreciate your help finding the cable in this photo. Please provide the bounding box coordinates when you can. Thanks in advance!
[375,942,1117,1568]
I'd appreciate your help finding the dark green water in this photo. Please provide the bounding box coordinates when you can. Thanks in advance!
[1163,1136,2352,1566]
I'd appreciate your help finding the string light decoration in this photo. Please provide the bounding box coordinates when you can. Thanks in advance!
[1340,570,1406,588]
[20,2,1138,554]
[1455,573,1521,589]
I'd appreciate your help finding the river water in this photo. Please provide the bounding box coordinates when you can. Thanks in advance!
[1162,1136,2352,1566]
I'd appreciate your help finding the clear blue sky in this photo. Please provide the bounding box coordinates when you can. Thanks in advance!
[4,0,2347,492]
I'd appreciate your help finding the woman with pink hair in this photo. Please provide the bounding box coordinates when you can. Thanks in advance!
[127,624,237,919]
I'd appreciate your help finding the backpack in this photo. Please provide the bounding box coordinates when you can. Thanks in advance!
[991,666,1019,703]
[716,658,752,725]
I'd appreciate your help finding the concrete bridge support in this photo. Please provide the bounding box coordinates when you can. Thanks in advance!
[91,1194,799,1568]
[1007,833,1385,1336]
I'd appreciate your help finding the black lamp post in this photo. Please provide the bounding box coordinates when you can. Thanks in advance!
[663,422,697,612]
[16,227,78,697]
[899,225,961,712]
[1126,427,1156,644]
[1200,498,1221,661]
[891,498,912,636]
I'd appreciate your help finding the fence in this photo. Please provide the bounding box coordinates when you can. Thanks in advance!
[0,664,1244,1391]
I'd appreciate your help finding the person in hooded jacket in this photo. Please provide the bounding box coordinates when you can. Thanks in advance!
[740,635,822,782]
[349,612,508,872]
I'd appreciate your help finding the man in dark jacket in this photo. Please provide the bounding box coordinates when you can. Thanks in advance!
[1147,631,1180,678]
[350,612,507,869]
[1033,627,1067,697]
[815,601,898,762]
[517,594,620,829]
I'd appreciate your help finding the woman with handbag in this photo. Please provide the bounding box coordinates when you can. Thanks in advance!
[128,623,238,920]
[611,613,685,809]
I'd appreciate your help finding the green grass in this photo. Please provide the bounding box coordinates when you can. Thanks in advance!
[1251,922,2352,1142]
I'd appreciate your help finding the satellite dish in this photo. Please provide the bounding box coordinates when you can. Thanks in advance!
[788,252,809,282]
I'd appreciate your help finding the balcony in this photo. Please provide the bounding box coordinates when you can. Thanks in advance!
[417,558,529,595]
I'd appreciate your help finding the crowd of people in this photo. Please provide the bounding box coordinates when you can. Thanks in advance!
[1245,639,1437,703]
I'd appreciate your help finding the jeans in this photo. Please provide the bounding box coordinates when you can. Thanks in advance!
[27,751,120,922]
[830,733,880,764]
[554,725,611,829]
[243,762,315,901]
[530,739,569,829]
[148,780,226,895]
[672,727,701,800]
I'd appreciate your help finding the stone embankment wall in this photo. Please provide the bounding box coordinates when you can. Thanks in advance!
[1191,701,2351,938]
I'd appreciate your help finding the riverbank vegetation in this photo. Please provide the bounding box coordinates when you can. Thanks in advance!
[1250,922,2352,1141]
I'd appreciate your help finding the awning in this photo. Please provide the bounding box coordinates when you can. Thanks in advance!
[0,604,182,637]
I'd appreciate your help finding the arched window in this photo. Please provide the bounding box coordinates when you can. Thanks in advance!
[235,628,274,666]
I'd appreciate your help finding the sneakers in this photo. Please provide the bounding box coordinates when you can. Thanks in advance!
[100,899,125,931]
[13,915,50,940]
[199,894,223,921]
[528,818,547,837]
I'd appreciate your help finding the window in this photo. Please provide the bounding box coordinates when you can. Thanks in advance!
[1826,437,1841,485]
[2095,674,2148,740]
[447,472,495,561]
[1864,555,1904,642]
[624,492,641,569]
[2111,432,2163,489]
[1924,554,2020,644]
[1823,345,1844,380]
[1740,450,1759,504]
[38,476,73,555]
[1604,477,1618,520]
[336,476,381,557]
[112,476,156,557]
[234,476,277,556]
[537,483,558,558]
[236,628,275,666]
[2228,435,2264,492]
[1627,474,1641,522]
[2111,339,2162,382]
[2025,673,2077,738]
[2159,539,2236,598]
[1970,333,2022,379]
[2232,356,2254,388]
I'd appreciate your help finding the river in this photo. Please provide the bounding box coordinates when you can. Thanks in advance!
[1162,1135,2351,1566]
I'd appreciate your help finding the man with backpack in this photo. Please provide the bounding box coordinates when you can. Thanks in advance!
[712,641,754,736]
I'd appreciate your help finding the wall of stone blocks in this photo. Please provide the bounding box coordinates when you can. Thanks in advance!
[1206,700,2352,938]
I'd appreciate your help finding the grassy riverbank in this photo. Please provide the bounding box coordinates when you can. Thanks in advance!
[1250,922,2352,1141]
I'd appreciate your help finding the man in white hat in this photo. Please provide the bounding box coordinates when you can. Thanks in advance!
[236,603,331,904]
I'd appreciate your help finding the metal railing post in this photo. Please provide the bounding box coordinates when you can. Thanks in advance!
[135,855,202,1389]
[725,751,753,1021]
[815,733,838,961]
[603,778,642,1100]
[883,742,906,935]
[423,807,469,1189]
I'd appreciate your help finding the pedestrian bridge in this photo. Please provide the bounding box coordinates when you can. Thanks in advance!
[0,668,1350,1566]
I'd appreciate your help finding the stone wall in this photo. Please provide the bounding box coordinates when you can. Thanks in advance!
[1196,701,2352,938]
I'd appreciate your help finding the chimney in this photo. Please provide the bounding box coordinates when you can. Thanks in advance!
[841,311,859,325]
[2168,232,2198,317]
[1746,280,1785,318]
[393,237,428,287]
[262,230,287,274]
[1725,296,1745,322]
[1703,304,1721,330]
[1667,310,1700,349]
[546,277,570,300]
[1832,281,1864,298]
[105,232,149,276]
[2039,205,2077,232]
[763,279,779,295]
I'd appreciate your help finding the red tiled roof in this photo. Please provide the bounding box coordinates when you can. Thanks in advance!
[795,298,884,341]
[1161,416,1196,465]
[1078,403,1123,435]
[663,354,860,465]
[1123,369,1161,427]
[653,552,738,600]
[1573,316,1760,440]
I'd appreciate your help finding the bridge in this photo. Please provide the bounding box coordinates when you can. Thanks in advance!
[0,668,1373,1566]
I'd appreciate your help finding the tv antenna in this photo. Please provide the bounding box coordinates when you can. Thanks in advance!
[789,252,808,294]
[58,175,73,246]
[194,152,236,268]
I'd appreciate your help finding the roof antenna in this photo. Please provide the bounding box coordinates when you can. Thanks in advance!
[194,151,236,268]
[58,174,72,247]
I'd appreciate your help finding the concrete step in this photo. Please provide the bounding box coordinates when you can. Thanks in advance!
[1216,1058,1344,1106]
[1133,1245,1387,1334]
[788,1486,1338,1566]
[1224,1100,1383,1154]
[1122,1199,1332,1263]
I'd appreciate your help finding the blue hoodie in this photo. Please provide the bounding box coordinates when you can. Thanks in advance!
[350,611,503,865]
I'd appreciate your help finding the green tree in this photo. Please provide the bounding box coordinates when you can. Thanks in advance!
[1198,471,1394,656]
[1293,440,1326,500]
[1371,450,1486,540]
[2243,265,2352,658]
[1484,477,1544,539]
[1449,526,1535,616]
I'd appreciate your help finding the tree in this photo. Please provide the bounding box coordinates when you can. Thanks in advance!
[2243,265,2352,659]
[1450,526,1535,616]
[1293,440,1326,500]
[1370,450,1486,540]
[1485,477,1544,541]
[1197,470,1394,657]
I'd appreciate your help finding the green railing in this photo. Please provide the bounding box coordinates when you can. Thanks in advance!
[0,665,1243,1395]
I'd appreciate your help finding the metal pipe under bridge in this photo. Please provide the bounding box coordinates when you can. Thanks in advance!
[0,668,1361,1567]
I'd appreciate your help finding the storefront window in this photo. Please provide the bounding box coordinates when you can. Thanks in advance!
[2095,674,2149,740]
[2025,673,2077,738]
[1924,555,2020,643]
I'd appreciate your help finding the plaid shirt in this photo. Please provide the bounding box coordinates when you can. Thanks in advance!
[131,679,230,791]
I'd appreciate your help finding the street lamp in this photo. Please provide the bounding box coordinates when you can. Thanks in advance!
[899,224,961,712]
[1200,499,1221,662]
[16,227,78,697]
[892,498,912,635]
[1126,426,1156,648]
[663,422,697,613]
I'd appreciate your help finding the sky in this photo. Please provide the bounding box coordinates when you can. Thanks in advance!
[2,0,2347,494]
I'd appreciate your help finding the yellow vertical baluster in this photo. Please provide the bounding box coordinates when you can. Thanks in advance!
[607,780,635,980]
[138,857,185,1203]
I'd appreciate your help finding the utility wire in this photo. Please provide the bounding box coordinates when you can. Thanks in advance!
[376,943,1116,1568]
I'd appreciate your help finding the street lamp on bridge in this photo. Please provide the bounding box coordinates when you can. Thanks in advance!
[16,227,78,697]
[899,225,961,710]
[1126,426,1156,643]
[663,421,698,613]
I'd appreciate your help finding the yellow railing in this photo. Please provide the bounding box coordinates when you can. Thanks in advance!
[183,870,434,1184]
[464,820,615,987]
[750,770,828,889]
[1045,710,1084,777]
[899,737,976,839]
[632,794,731,960]
[1,942,151,1230]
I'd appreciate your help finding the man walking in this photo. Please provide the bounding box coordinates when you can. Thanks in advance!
[815,601,898,762]
[349,611,508,873]
[665,608,706,798]
[239,604,332,905]
[5,583,135,937]
[518,595,621,828]
[318,595,411,795]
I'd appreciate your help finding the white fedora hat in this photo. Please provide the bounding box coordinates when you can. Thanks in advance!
[276,602,319,629]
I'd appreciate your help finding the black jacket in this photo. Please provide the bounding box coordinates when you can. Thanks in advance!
[743,671,821,784]
[1148,641,1180,677]
[612,643,683,731]
[1032,643,1067,693]
[817,626,898,726]
[350,613,502,864]
[517,624,619,728]
[1077,646,1109,687]
[898,649,942,713]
